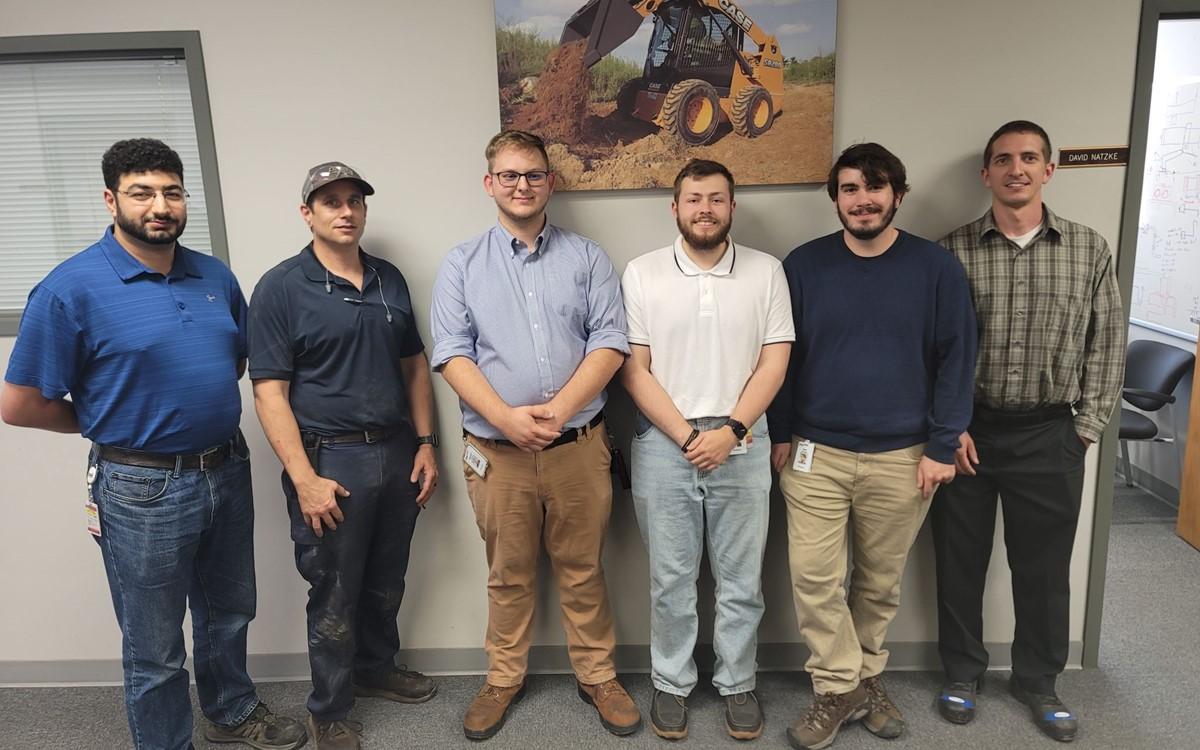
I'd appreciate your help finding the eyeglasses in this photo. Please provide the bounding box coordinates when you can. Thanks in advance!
[116,188,189,204]
[491,170,550,188]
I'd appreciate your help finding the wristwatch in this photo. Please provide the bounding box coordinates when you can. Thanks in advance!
[724,418,748,441]
[416,434,439,448]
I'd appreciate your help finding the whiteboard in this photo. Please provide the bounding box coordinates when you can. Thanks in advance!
[1131,18,1200,342]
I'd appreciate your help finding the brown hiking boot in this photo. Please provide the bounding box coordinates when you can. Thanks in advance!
[354,664,438,703]
[305,715,363,750]
[463,681,526,740]
[577,678,643,736]
[861,676,905,739]
[786,683,869,750]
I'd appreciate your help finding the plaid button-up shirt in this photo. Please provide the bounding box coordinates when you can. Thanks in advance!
[940,205,1125,442]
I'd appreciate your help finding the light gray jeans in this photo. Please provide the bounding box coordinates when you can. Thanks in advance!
[631,413,771,697]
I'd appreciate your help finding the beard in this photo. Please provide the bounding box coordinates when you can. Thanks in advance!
[838,201,897,241]
[677,214,732,252]
[114,205,186,246]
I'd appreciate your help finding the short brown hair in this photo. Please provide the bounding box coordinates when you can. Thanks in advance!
[983,120,1052,167]
[673,158,735,202]
[485,130,550,170]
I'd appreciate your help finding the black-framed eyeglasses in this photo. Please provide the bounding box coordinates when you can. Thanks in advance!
[491,170,550,188]
[116,188,189,204]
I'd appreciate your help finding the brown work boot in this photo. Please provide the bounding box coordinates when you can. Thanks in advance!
[861,675,905,739]
[354,664,438,703]
[786,683,869,750]
[305,715,363,750]
[577,678,643,736]
[463,681,526,741]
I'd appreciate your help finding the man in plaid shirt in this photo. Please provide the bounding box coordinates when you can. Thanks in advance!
[932,120,1124,743]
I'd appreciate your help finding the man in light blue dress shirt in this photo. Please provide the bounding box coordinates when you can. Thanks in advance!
[430,130,640,741]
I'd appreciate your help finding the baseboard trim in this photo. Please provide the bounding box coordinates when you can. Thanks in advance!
[1120,464,1181,505]
[0,641,1084,687]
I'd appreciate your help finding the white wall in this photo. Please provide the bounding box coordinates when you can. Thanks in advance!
[0,0,1141,678]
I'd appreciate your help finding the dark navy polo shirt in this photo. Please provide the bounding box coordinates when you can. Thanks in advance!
[247,244,424,435]
[5,226,248,453]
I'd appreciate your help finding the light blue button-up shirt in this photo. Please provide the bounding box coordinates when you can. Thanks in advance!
[430,221,630,439]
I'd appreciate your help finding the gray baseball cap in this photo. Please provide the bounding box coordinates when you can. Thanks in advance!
[301,161,375,204]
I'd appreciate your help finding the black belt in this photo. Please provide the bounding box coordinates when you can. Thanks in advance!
[301,426,404,449]
[96,442,231,471]
[467,412,604,450]
[973,403,1072,427]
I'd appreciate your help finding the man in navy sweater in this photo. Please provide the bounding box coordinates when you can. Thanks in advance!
[767,143,977,750]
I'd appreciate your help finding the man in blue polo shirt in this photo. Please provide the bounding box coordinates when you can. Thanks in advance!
[1,139,304,750]
[249,161,440,750]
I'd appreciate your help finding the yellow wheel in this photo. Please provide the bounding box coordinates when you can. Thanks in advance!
[659,79,721,145]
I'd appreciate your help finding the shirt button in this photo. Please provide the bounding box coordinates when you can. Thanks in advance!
[540,357,546,362]
[177,302,186,309]
[527,292,533,297]
[534,324,539,329]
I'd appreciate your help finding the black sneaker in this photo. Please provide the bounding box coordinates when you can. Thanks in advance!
[354,664,438,703]
[936,679,979,725]
[650,689,688,740]
[204,702,307,749]
[1009,677,1078,742]
[724,691,763,740]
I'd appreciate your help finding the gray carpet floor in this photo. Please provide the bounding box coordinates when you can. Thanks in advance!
[4,491,1198,749]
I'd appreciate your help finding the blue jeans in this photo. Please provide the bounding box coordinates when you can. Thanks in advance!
[630,414,771,697]
[92,436,259,750]
[283,429,421,721]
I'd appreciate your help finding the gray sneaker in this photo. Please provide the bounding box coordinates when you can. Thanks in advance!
[354,664,437,703]
[786,684,868,750]
[204,702,307,749]
[306,715,363,750]
[861,676,905,739]
[724,691,763,740]
[650,689,688,739]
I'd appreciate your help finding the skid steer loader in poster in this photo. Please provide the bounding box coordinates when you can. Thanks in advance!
[562,0,785,145]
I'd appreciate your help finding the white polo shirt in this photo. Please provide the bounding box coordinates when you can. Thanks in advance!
[622,236,794,419]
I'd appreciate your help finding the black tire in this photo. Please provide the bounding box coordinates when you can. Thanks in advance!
[731,86,774,138]
[616,77,643,116]
[659,78,721,145]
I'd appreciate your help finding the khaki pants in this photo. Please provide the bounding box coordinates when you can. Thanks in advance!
[779,438,932,695]
[463,423,617,687]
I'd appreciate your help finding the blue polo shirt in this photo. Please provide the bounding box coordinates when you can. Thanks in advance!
[5,226,248,453]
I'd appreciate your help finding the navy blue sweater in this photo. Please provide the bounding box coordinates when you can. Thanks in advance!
[766,230,977,463]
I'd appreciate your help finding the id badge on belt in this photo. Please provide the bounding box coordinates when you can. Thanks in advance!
[85,464,101,537]
[464,443,489,477]
[792,440,814,473]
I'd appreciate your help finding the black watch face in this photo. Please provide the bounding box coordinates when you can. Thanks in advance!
[729,422,747,440]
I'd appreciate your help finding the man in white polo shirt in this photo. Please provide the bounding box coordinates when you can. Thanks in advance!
[620,159,793,741]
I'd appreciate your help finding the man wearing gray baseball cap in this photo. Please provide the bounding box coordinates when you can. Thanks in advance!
[248,161,441,749]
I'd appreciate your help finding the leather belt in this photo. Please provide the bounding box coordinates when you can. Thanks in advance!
[466,412,604,450]
[973,403,1072,426]
[96,442,231,471]
[302,426,403,448]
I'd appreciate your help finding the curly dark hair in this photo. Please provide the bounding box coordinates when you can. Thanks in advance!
[101,138,184,190]
[826,143,909,201]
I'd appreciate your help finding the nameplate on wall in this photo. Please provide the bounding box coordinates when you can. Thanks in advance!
[1057,146,1130,168]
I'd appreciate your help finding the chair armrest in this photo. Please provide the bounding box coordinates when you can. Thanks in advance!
[1122,387,1175,406]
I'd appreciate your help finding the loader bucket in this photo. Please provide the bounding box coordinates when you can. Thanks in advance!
[561,0,645,68]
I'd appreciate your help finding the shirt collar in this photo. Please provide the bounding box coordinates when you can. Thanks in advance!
[495,219,551,258]
[673,235,736,277]
[299,243,378,289]
[979,204,1063,243]
[100,224,199,281]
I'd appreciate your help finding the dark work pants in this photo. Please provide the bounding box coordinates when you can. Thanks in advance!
[931,409,1086,695]
[283,429,422,721]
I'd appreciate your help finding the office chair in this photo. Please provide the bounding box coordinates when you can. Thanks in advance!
[1118,339,1195,487]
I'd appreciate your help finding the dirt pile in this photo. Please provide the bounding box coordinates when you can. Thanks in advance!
[508,40,590,143]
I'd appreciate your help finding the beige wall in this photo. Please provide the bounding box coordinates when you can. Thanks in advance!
[0,0,1140,677]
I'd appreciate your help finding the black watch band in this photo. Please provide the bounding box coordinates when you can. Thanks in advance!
[724,418,748,441]
[416,434,439,447]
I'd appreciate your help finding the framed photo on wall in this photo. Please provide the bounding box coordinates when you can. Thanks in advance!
[494,0,837,190]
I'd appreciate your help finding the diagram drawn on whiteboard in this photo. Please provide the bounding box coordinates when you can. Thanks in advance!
[1133,79,1200,341]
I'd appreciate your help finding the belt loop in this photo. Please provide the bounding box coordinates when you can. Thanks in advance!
[172,454,182,478]
[364,430,376,444]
